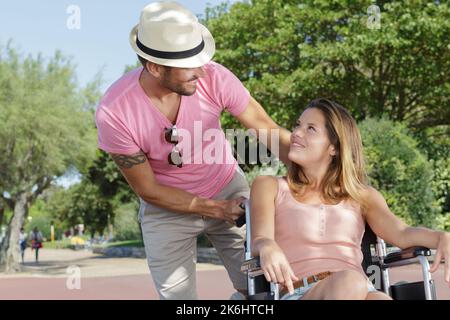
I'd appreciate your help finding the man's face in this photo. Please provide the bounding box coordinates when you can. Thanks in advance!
[159,66,205,96]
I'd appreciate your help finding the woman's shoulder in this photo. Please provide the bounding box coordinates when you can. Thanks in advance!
[252,175,289,186]
[251,175,283,194]
[252,175,279,187]
[357,185,388,217]
[251,176,290,200]
[360,185,384,202]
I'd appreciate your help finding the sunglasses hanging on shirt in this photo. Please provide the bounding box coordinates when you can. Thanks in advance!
[164,125,183,168]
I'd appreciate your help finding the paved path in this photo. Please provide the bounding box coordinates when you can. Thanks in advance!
[0,249,448,300]
[0,249,233,300]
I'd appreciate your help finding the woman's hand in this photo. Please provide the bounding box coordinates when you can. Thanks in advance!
[259,240,299,295]
[430,232,450,287]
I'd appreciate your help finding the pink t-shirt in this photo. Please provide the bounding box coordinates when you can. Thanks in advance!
[274,177,368,280]
[95,61,250,199]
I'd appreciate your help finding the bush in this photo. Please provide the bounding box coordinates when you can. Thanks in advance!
[434,213,450,232]
[112,202,142,241]
[417,132,450,230]
[359,118,439,227]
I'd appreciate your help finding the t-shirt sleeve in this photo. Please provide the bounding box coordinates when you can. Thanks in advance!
[210,62,250,117]
[95,105,141,155]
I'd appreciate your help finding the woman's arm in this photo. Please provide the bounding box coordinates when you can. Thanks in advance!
[250,176,298,294]
[250,175,278,257]
[363,186,442,249]
[364,186,449,286]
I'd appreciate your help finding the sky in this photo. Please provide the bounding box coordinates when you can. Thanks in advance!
[0,0,237,91]
[0,0,238,188]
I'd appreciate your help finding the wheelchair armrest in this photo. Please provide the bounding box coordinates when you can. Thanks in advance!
[241,257,261,273]
[383,246,431,264]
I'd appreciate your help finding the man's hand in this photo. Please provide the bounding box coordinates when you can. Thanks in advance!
[212,196,246,224]
[109,151,247,221]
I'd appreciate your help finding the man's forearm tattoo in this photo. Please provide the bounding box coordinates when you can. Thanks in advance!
[111,151,147,169]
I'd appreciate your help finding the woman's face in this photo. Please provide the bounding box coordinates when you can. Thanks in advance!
[288,108,336,167]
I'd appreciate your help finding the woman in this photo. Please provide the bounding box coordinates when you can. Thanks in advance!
[30,227,43,263]
[250,98,450,300]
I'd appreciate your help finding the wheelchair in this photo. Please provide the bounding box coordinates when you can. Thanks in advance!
[239,200,437,300]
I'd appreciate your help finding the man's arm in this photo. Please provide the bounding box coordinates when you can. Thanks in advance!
[109,151,243,224]
[235,96,292,166]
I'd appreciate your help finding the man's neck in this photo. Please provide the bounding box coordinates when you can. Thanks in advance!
[139,69,180,104]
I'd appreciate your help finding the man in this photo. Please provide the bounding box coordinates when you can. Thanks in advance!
[95,1,291,300]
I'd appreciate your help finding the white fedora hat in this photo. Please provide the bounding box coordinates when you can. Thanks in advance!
[129,1,215,68]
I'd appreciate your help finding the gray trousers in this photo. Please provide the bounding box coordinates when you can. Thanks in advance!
[139,168,250,300]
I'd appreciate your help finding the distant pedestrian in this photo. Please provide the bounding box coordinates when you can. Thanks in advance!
[19,228,27,263]
[30,227,43,263]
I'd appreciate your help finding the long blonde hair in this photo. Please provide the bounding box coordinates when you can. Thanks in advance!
[287,98,368,208]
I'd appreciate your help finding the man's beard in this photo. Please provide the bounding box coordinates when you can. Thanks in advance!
[161,77,197,96]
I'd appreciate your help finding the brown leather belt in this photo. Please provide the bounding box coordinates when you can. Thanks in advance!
[280,271,333,297]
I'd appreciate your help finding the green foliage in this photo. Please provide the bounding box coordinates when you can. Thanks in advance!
[87,150,136,204]
[0,44,99,202]
[44,180,114,239]
[415,128,450,216]
[434,213,450,232]
[420,134,450,230]
[205,0,449,228]
[430,157,450,214]
[25,216,51,240]
[14,1,447,237]
[42,141,136,240]
[25,199,52,239]
[360,118,439,227]
[44,186,75,233]
[242,162,287,186]
[208,0,450,131]
[42,238,73,250]
[99,240,144,248]
[70,182,113,238]
[123,61,141,74]
[112,202,142,241]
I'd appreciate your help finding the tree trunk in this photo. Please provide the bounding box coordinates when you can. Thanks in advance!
[0,193,28,273]
[0,204,4,226]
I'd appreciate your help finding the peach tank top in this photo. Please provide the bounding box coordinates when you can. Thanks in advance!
[274,177,368,280]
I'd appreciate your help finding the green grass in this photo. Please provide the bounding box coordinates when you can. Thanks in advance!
[100,240,144,248]
[42,238,72,249]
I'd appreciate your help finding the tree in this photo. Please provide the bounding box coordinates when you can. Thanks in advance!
[0,45,99,272]
[86,149,135,204]
[205,0,449,221]
[113,202,141,241]
[45,150,138,240]
[0,201,5,227]
[207,0,450,131]
[67,182,113,239]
